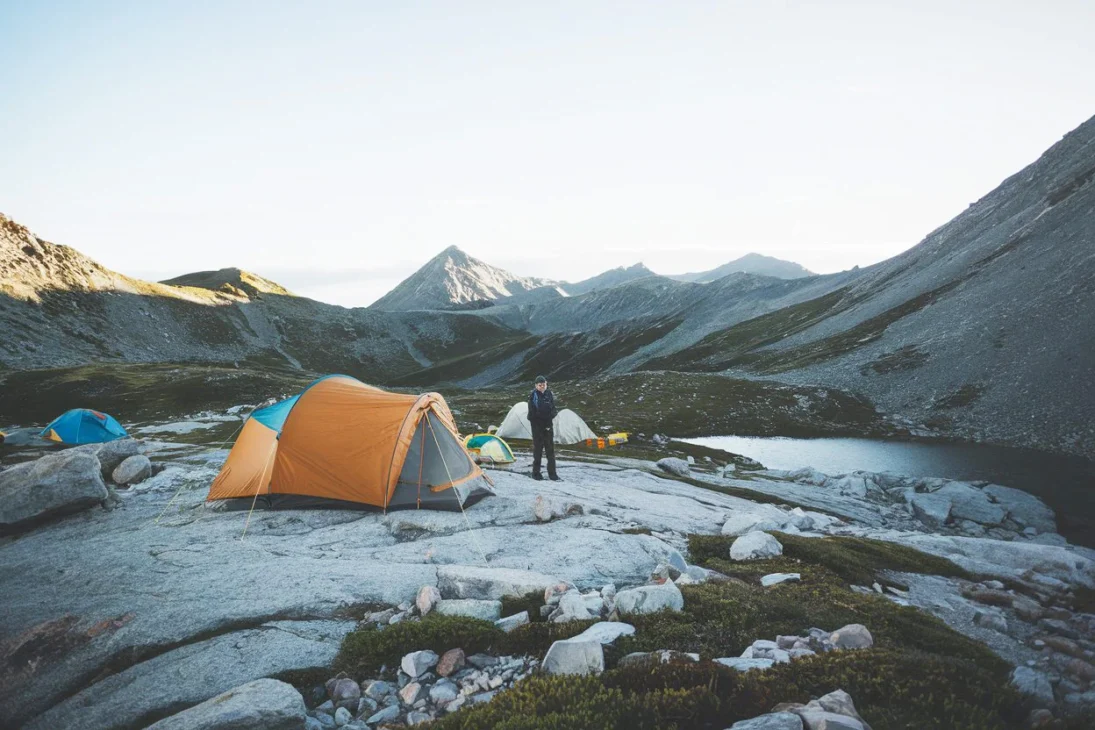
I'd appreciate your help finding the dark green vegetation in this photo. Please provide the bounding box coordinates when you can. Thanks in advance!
[327,535,1042,729]
[447,371,890,440]
[859,345,929,375]
[0,362,314,424]
[933,384,986,410]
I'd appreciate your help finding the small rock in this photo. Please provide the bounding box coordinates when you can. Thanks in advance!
[363,680,392,701]
[1038,618,1080,640]
[1010,667,1055,707]
[399,682,423,705]
[333,706,351,726]
[1027,709,1054,728]
[572,621,636,644]
[112,454,153,486]
[974,610,1008,633]
[728,713,804,729]
[416,585,441,616]
[829,624,873,650]
[714,657,775,672]
[406,710,433,725]
[721,512,782,537]
[436,648,466,678]
[328,678,360,704]
[761,573,801,587]
[614,582,684,615]
[542,638,604,675]
[429,680,459,704]
[656,457,690,477]
[730,531,783,560]
[401,650,439,679]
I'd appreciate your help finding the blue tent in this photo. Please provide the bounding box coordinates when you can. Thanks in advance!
[41,409,128,444]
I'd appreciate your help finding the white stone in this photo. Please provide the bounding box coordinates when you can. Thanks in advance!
[145,679,306,730]
[656,457,690,477]
[542,638,604,675]
[614,582,684,615]
[909,493,951,527]
[494,612,530,633]
[572,622,636,644]
[401,650,439,679]
[714,657,775,672]
[112,454,153,486]
[334,706,352,725]
[730,531,783,561]
[729,713,804,730]
[761,573,801,587]
[829,624,873,650]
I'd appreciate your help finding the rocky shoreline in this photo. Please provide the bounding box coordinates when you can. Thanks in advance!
[1,427,1093,728]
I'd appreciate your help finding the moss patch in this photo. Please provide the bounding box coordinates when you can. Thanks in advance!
[334,616,502,678]
[688,533,971,587]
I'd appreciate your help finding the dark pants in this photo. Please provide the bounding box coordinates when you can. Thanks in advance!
[531,421,556,478]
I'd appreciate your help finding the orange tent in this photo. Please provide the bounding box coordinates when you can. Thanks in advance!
[207,375,493,511]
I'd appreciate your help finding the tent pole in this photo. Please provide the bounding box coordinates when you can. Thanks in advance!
[425,414,489,565]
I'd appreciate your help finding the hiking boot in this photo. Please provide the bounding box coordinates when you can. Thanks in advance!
[531,473,544,481]
[549,475,563,482]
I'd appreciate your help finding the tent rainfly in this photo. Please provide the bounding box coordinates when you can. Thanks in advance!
[207,375,493,511]
[40,409,128,444]
[495,402,597,444]
[464,433,516,465]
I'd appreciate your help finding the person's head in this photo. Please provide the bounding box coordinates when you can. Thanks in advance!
[535,375,548,392]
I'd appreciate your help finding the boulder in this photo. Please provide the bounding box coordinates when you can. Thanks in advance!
[571,622,635,644]
[983,484,1057,534]
[436,566,560,600]
[816,690,868,725]
[729,713,805,730]
[794,711,864,730]
[1010,667,1055,707]
[614,582,684,615]
[552,590,594,622]
[828,475,869,497]
[785,508,815,531]
[401,650,439,679]
[145,679,306,730]
[435,599,502,622]
[721,513,782,537]
[730,532,783,561]
[112,454,152,486]
[436,648,465,678]
[416,585,441,616]
[495,612,530,633]
[784,467,830,486]
[909,493,951,528]
[935,482,1006,525]
[656,458,690,477]
[829,624,873,650]
[542,638,604,675]
[760,573,801,587]
[72,438,146,481]
[0,451,108,532]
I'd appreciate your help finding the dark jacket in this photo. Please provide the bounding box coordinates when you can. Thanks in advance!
[527,388,558,425]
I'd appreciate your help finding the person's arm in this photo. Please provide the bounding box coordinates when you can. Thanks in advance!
[527,391,535,421]
[549,391,559,420]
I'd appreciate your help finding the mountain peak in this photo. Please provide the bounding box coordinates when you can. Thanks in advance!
[670,253,813,283]
[160,268,293,298]
[370,246,556,311]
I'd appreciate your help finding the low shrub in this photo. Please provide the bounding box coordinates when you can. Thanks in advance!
[500,590,547,623]
[430,650,1025,730]
[334,615,502,678]
[688,532,970,586]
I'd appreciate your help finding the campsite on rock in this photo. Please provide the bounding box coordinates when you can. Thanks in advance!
[3,6,1095,730]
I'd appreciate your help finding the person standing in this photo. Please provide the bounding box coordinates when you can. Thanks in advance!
[527,375,561,481]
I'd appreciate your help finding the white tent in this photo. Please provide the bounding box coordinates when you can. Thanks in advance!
[495,402,597,444]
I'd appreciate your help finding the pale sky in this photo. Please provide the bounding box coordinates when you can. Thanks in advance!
[2,1,1092,307]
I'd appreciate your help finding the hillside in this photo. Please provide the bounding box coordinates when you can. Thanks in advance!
[0,217,521,378]
[369,245,557,311]
[671,252,815,282]
[160,267,294,298]
[648,115,1095,457]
